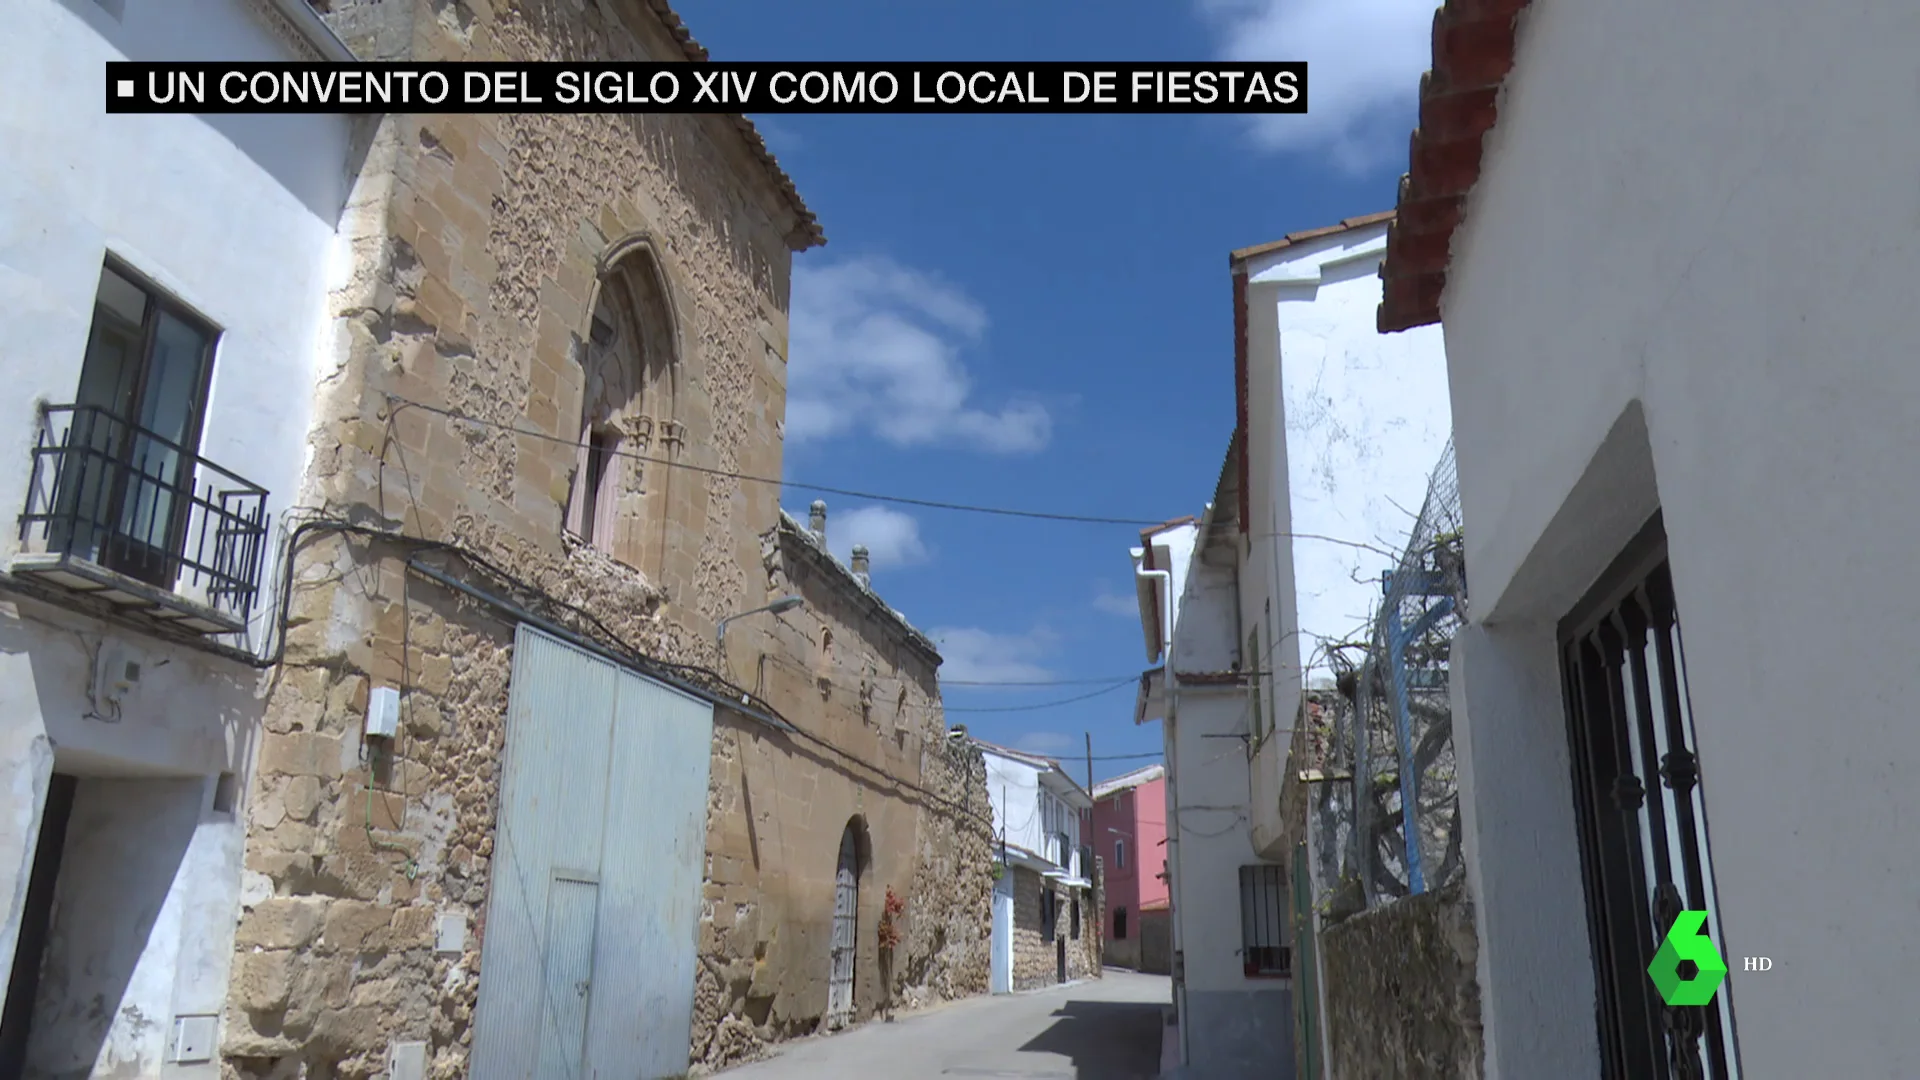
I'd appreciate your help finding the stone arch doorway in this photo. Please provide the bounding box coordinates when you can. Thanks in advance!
[826,816,868,1030]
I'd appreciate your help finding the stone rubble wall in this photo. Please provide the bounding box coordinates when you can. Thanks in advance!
[1008,865,1103,992]
[1318,876,1485,1080]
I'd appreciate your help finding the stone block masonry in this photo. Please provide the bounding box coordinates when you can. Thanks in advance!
[224,0,801,1074]
[220,6,992,1077]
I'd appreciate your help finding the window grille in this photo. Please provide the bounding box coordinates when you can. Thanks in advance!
[1238,864,1289,977]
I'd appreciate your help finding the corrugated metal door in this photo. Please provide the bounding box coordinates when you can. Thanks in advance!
[537,876,600,1076]
[826,829,857,1028]
[470,626,714,1080]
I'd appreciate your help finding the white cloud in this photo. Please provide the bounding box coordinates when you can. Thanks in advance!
[788,256,1051,454]
[828,505,930,570]
[1093,584,1139,618]
[1196,0,1441,171]
[1013,732,1078,757]
[930,626,1058,684]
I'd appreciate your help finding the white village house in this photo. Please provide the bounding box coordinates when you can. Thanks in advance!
[1131,509,1291,1080]
[971,738,1098,994]
[1372,0,1920,1076]
[1227,212,1454,862]
[1228,212,1455,1076]
[0,0,357,1073]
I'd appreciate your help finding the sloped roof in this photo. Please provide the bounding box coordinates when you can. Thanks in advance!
[639,0,824,250]
[973,738,1094,804]
[1377,0,1534,332]
[1092,763,1165,799]
[1229,210,1395,272]
[777,512,939,664]
[972,737,1064,772]
[308,0,823,249]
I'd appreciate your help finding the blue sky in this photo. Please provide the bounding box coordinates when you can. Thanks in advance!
[677,0,1439,784]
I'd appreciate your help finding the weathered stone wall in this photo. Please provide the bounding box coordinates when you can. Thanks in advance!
[1319,877,1485,1080]
[687,520,993,1073]
[1010,867,1051,990]
[1009,867,1102,991]
[894,733,995,1011]
[221,0,823,1076]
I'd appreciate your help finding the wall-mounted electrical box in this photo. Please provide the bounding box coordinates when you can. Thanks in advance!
[390,1041,428,1080]
[94,640,144,708]
[169,1014,217,1063]
[365,685,401,740]
[436,912,467,955]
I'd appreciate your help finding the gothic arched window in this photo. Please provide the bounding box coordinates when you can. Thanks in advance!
[565,245,680,574]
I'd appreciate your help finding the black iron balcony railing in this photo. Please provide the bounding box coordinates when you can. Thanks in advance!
[13,404,269,634]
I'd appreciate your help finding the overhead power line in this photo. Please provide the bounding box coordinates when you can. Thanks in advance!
[385,397,1408,556]
[385,396,1167,526]
[942,677,1138,713]
[941,674,1143,687]
[757,652,1138,716]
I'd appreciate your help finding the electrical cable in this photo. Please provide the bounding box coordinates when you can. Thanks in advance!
[756,651,1141,716]
[940,674,1145,687]
[386,394,1429,554]
[356,402,1181,832]
[942,677,1138,713]
[385,395,1168,526]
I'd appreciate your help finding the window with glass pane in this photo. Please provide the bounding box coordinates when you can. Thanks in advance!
[55,263,217,591]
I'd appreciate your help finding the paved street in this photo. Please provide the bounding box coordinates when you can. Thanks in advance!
[715,970,1171,1080]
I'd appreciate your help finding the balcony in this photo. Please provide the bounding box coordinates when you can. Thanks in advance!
[11,405,270,635]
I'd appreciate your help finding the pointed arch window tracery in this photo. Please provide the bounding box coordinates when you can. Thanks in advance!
[565,244,682,575]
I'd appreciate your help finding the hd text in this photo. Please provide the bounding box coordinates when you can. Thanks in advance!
[106,61,1308,115]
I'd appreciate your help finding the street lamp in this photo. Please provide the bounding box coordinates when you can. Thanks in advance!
[716,594,805,648]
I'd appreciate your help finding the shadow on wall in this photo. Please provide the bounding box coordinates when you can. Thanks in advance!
[13,777,202,1076]
[1017,997,1166,1080]
[53,0,375,226]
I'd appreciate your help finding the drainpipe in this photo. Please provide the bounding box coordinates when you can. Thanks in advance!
[1137,564,1186,1066]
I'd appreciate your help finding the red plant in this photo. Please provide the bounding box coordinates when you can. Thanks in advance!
[878,886,907,951]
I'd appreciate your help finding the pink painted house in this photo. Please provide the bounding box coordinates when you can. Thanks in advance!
[1089,764,1170,973]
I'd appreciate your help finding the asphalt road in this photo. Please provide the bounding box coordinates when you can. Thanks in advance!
[714,970,1172,1080]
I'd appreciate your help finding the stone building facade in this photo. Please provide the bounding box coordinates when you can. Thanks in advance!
[1008,863,1102,992]
[215,1,990,1077]
[692,508,993,1069]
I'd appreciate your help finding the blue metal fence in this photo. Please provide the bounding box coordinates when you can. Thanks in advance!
[1314,442,1468,913]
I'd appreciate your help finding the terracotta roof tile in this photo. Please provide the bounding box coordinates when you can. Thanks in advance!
[1138,516,1197,547]
[1228,210,1397,270]
[1378,0,1534,332]
[642,0,824,250]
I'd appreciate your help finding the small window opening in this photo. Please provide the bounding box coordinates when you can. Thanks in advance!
[580,427,616,546]
[212,772,239,815]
